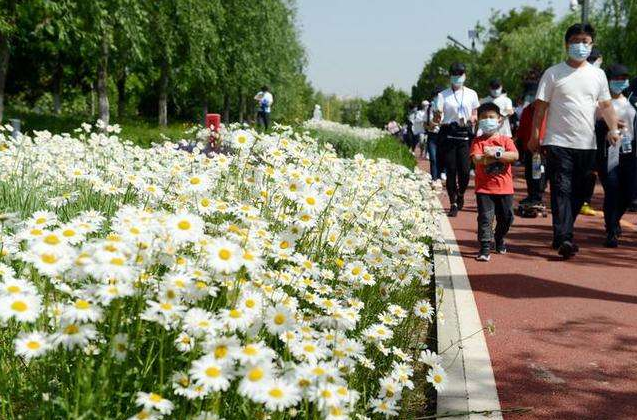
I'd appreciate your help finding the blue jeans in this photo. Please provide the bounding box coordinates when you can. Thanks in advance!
[426,132,439,180]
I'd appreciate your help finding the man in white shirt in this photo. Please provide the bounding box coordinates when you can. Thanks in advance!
[529,23,621,259]
[434,62,481,217]
[255,86,274,130]
[481,79,514,137]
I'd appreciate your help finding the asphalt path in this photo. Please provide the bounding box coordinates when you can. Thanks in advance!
[419,155,637,420]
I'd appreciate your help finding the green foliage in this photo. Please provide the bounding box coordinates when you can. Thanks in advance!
[365,86,410,128]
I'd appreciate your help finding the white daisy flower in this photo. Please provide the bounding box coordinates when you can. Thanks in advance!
[0,293,42,323]
[135,392,174,415]
[259,378,302,412]
[426,365,447,391]
[189,354,233,392]
[14,331,50,360]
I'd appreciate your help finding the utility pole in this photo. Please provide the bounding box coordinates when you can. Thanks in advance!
[446,35,472,53]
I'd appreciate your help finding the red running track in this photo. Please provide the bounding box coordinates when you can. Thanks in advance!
[419,156,637,420]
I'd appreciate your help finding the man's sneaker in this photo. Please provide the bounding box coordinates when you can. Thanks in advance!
[476,252,491,262]
[457,195,465,211]
[580,203,597,216]
[558,241,575,259]
[495,241,507,254]
[447,205,458,218]
[604,235,619,248]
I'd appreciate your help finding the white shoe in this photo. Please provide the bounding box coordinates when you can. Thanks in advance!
[470,169,475,177]
[440,173,447,181]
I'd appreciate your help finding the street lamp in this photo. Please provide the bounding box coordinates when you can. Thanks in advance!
[570,0,591,24]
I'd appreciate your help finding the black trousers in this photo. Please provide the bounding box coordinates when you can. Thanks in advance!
[257,111,270,130]
[524,152,547,202]
[440,126,471,205]
[599,159,637,237]
[476,194,514,245]
[545,145,596,245]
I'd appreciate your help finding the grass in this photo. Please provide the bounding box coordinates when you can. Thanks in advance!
[307,128,417,169]
[3,110,192,148]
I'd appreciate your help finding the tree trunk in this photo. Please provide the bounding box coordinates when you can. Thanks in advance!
[158,60,169,127]
[117,70,126,120]
[201,99,208,126]
[223,94,230,123]
[0,33,10,124]
[238,93,245,123]
[97,35,110,125]
[52,61,63,114]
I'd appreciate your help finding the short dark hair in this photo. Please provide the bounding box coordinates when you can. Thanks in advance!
[450,62,466,75]
[477,102,501,117]
[565,23,595,43]
[608,63,629,79]
[261,85,270,92]
[489,79,502,89]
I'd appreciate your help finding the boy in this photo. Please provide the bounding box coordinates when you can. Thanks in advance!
[470,102,519,261]
[595,64,637,247]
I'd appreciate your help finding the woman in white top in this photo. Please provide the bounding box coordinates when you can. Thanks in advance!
[595,63,637,247]
[434,62,480,217]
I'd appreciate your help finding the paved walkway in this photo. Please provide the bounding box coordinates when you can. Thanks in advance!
[419,155,637,420]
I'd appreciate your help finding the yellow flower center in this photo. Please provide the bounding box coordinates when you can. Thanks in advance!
[243,345,258,356]
[268,388,284,399]
[303,344,316,353]
[190,177,201,185]
[214,345,228,359]
[205,366,221,378]
[218,249,231,261]
[62,229,76,237]
[229,309,242,319]
[129,227,140,235]
[160,303,173,311]
[26,341,41,350]
[43,234,60,245]
[434,374,443,383]
[352,267,362,275]
[7,285,20,294]
[247,367,264,381]
[306,197,316,205]
[30,228,43,236]
[149,393,162,403]
[35,217,47,225]
[110,257,125,266]
[245,299,256,308]
[75,300,90,310]
[274,313,286,325]
[64,325,79,335]
[279,241,289,250]
[11,301,28,312]
[312,367,325,376]
[201,198,211,207]
[41,253,57,264]
[177,220,191,230]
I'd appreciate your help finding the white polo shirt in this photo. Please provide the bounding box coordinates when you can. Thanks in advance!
[436,86,480,125]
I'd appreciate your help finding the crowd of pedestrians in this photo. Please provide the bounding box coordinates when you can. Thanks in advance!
[405,23,637,261]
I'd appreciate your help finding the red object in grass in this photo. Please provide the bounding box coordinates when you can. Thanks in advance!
[205,113,221,146]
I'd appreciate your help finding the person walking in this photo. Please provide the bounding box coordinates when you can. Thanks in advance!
[254,86,274,130]
[595,64,637,248]
[424,98,441,183]
[481,79,514,137]
[579,48,606,216]
[471,102,519,261]
[529,23,621,259]
[434,62,480,217]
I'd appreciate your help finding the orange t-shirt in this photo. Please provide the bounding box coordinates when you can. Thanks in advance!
[470,134,517,195]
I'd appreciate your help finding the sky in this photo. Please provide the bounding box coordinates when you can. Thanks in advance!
[297,0,572,98]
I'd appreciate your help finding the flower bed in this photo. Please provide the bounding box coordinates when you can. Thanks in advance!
[0,122,443,419]
[302,120,385,142]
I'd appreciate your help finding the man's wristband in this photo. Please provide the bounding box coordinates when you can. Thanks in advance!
[609,129,621,136]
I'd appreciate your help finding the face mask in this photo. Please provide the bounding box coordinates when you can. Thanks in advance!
[479,118,500,134]
[525,95,535,104]
[490,88,502,97]
[568,43,592,62]
[609,80,629,94]
[451,74,466,87]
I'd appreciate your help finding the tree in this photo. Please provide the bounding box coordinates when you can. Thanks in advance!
[0,0,19,123]
[365,85,409,128]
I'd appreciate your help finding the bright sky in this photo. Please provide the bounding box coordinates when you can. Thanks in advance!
[297,0,571,98]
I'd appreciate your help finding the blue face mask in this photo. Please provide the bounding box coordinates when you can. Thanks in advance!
[568,43,592,62]
[490,88,502,98]
[451,74,466,87]
[609,80,629,94]
[479,118,500,134]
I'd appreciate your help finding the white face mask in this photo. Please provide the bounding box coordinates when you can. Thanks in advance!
[490,88,502,97]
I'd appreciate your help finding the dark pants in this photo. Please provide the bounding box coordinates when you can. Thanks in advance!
[257,111,270,130]
[600,160,637,238]
[440,133,471,205]
[545,145,596,245]
[524,152,547,203]
[426,132,440,180]
[476,193,514,245]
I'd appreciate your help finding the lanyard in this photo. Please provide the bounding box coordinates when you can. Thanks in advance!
[452,87,465,120]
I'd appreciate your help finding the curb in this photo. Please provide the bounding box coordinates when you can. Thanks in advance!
[435,211,503,419]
